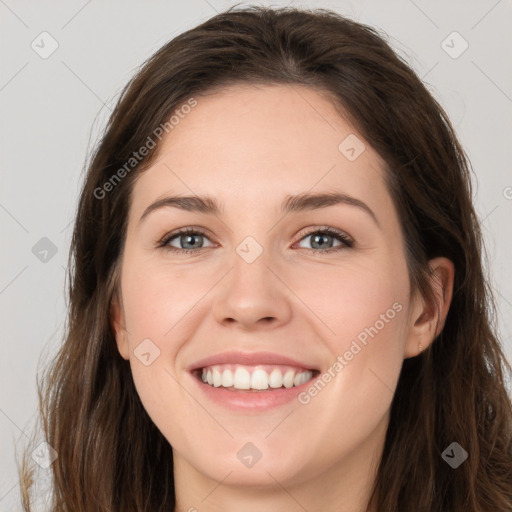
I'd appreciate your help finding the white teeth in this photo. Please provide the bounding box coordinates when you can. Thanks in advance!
[293,372,310,386]
[283,370,295,388]
[199,365,314,391]
[251,369,269,390]
[221,369,234,387]
[233,367,251,389]
[268,368,283,388]
[212,368,222,387]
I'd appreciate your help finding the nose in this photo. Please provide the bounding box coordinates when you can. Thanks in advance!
[212,248,292,331]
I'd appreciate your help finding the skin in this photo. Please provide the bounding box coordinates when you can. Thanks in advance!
[111,84,454,512]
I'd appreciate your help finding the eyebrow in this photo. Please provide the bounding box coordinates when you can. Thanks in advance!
[139,191,380,228]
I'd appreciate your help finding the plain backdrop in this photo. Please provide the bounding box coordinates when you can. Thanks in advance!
[1,1,511,510]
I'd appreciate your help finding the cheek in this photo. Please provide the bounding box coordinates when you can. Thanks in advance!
[330,267,408,357]
[121,256,208,339]
[119,256,217,413]
[288,253,410,352]
[289,254,410,413]
[120,258,209,448]
[277,264,409,473]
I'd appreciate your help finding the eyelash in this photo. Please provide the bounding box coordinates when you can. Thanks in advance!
[157,226,354,255]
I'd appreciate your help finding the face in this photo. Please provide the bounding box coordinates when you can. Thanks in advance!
[111,84,423,491]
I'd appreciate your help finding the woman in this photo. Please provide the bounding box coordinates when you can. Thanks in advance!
[20,5,512,511]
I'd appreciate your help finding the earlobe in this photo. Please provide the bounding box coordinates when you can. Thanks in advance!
[404,257,455,358]
[110,292,130,360]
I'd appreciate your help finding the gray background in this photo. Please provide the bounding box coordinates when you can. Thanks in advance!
[1,0,511,510]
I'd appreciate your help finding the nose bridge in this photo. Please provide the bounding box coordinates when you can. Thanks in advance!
[231,234,271,289]
[212,232,292,329]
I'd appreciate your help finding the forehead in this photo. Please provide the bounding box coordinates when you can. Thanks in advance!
[129,84,391,220]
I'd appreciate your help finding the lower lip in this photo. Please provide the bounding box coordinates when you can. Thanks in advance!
[188,371,317,412]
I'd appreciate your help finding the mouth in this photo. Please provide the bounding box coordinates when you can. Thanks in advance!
[187,351,321,411]
[192,364,320,392]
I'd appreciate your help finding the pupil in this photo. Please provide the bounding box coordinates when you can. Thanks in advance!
[313,234,332,249]
[183,234,201,249]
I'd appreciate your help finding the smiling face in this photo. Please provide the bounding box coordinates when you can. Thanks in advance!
[111,83,428,502]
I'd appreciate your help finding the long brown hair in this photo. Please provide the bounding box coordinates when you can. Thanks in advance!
[19,5,512,511]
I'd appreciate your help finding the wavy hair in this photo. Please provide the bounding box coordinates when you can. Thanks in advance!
[19,4,512,511]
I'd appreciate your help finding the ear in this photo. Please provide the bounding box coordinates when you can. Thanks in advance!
[404,257,455,358]
[111,290,130,360]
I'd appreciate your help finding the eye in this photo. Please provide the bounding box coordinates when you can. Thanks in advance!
[294,227,354,253]
[158,228,213,254]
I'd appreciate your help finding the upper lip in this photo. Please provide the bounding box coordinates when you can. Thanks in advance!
[188,351,319,371]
